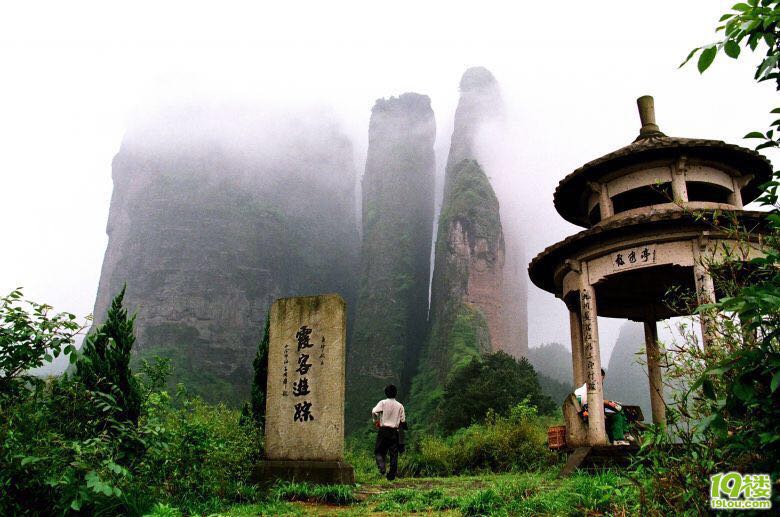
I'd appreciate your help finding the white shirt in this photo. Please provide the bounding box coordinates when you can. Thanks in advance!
[372,398,406,428]
[574,383,588,405]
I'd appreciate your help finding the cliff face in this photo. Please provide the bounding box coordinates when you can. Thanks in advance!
[604,322,653,419]
[411,159,504,423]
[527,342,573,385]
[92,106,359,403]
[441,67,527,358]
[346,93,436,430]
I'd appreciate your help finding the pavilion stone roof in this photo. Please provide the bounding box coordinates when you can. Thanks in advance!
[553,134,773,228]
[528,208,769,295]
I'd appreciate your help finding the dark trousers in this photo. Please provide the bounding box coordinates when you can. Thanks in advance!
[374,426,399,479]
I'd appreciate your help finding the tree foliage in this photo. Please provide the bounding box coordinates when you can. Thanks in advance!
[1,288,262,515]
[681,1,779,86]
[440,351,554,433]
[75,287,142,426]
[681,0,780,484]
[249,313,270,429]
[0,288,84,395]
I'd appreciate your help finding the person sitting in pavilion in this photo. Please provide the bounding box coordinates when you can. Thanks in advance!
[574,368,630,445]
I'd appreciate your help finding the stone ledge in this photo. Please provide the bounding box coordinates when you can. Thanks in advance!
[253,460,355,486]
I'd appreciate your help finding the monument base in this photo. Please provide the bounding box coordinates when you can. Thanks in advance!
[253,460,355,486]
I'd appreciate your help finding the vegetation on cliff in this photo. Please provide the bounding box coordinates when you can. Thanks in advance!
[410,159,506,429]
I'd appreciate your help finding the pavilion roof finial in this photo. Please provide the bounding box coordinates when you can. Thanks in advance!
[636,95,665,140]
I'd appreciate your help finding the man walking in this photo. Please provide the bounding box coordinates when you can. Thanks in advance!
[372,384,405,481]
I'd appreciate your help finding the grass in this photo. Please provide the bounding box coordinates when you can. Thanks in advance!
[270,481,358,505]
[372,487,460,513]
[196,469,640,516]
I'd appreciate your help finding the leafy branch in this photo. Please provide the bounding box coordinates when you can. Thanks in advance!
[680,1,780,84]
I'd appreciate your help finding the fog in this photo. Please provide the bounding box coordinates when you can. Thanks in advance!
[2,1,777,365]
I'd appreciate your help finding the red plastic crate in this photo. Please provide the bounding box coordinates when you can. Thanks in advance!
[547,425,567,450]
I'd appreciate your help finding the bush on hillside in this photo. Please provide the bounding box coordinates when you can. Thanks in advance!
[0,289,263,516]
[440,351,555,433]
[0,288,83,395]
[403,400,555,477]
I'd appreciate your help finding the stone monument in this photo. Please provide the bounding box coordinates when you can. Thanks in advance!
[255,294,355,484]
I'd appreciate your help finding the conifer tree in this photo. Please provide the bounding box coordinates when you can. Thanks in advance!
[250,314,270,429]
[75,287,141,425]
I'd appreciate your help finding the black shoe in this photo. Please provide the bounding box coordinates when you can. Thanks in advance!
[386,474,395,481]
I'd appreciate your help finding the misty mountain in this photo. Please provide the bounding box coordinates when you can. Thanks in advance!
[92,105,359,403]
[526,342,573,385]
[407,67,533,428]
[526,342,575,404]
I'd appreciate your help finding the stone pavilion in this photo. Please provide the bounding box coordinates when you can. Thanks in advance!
[528,96,772,447]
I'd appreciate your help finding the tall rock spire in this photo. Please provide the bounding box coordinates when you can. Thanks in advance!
[444,66,527,358]
[346,93,436,431]
[410,68,529,427]
[411,159,505,424]
[443,67,503,194]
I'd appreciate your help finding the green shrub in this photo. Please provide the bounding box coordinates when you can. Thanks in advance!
[441,351,555,433]
[136,390,262,509]
[0,374,263,515]
[0,377,142,515]
[0,289,263,515]
[0,288,83,395]
[74,287,142,427]
[403,400,555,477]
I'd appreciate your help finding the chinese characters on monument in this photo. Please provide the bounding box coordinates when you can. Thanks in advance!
[291,325,320,422]
[264,294,347,462]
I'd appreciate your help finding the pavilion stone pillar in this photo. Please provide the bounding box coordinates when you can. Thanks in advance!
[671,156,689,203]
[728,175,752,209]
[728,176,744,208]
[693,238,718,348]
[569,308,585,387]
[598,184,614,220]
[643,320,666,427]
[578,263,609,445]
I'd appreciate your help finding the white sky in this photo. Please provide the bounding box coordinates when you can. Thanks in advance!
[1,1,777,363]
